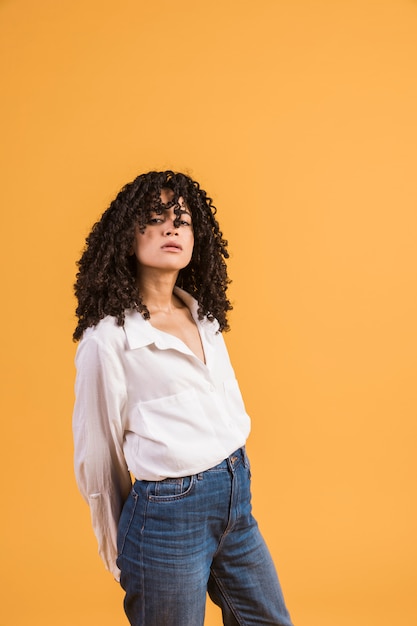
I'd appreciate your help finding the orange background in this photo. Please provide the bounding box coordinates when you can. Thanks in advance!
[1,0,416,624]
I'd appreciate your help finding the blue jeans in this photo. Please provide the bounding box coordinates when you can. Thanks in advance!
[116,448,293,625]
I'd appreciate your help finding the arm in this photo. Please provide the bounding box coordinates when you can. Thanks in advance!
[73,332,132,580]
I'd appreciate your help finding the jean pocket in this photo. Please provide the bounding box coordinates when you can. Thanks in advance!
[147,475,195,501]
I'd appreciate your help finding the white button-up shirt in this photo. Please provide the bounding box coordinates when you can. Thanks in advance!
[73,288,251,579]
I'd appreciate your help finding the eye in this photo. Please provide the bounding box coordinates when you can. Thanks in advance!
[147,209,165,224]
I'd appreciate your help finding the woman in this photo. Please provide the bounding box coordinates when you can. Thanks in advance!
[73,171,293,626]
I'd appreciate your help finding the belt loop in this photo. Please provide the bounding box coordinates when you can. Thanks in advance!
[242,445,249,468]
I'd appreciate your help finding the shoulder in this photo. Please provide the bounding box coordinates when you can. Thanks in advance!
[74,317,130,391]
[77,315,128,357]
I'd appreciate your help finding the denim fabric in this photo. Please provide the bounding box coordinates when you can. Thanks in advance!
[116,448,293,626]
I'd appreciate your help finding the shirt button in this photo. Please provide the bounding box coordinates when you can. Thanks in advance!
[209,384,215,392]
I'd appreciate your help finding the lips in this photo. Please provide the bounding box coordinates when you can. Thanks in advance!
[161,240,182,250]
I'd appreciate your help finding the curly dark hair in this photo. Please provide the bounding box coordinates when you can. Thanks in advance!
[73,171,232,341]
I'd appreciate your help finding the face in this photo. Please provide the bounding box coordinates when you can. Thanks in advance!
[132,189,194,276]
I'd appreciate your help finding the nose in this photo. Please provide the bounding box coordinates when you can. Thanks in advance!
[164,218,179,236]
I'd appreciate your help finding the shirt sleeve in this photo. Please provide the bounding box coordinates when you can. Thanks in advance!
[72,333,132,581]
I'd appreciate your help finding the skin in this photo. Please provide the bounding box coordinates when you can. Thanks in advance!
[132,189,206,363]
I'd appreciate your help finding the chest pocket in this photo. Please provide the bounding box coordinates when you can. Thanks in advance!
[136,388,214,441]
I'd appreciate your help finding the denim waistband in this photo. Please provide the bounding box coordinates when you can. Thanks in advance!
[206,446,248,472]
[134,447,249,485]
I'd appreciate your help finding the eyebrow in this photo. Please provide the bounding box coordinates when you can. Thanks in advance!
[177,208,192,217]
[155,202,192,217]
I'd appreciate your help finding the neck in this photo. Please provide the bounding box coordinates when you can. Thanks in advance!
[137,269,180,314]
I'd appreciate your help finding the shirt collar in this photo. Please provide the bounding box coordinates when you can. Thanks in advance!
[123,287,219,351]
